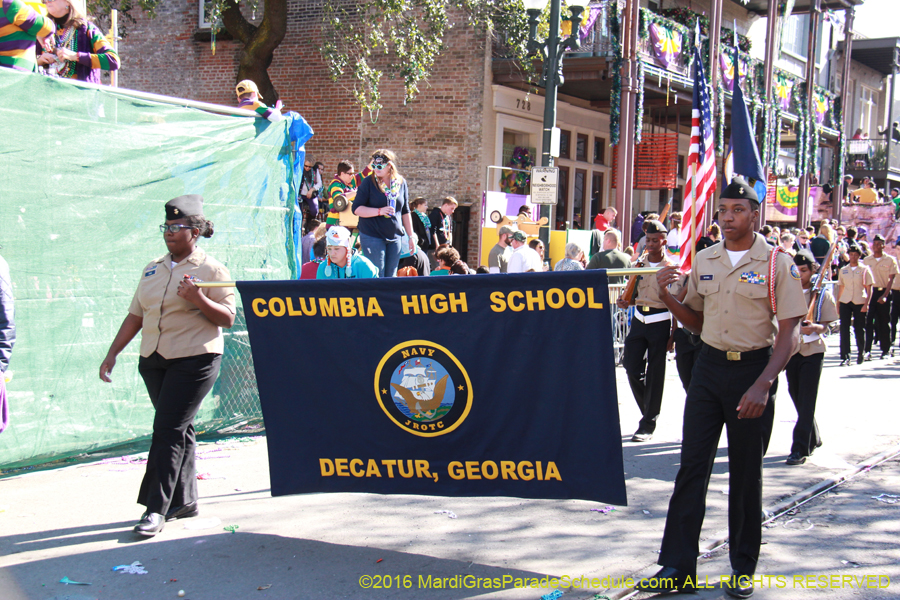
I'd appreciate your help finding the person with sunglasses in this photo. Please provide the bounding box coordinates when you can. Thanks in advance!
[351,149,416,277]
[99,195,235,537]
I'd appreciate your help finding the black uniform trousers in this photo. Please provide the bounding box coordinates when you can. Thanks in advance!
[137,352,222,514]
[623,314,670,434]
[865,288,891,355]
[891,290,900,348]
[839,302,866,360]
[784,352,823,457]
[658,346,776,577]
[673,327,702,392]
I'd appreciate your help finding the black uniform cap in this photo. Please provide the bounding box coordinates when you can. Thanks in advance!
[165,195,204,220]
[720,177,760,208]
[873,234,886,242]
[643,219,668,234]
[846,242,862,254]
[793,250,816,269]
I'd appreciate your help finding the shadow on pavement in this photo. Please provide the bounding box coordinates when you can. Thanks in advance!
[1,528,548,600]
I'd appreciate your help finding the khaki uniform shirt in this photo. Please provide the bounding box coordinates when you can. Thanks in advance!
[795,287,839,356]
[633,256,674,310]
[837,265,874,305]
[128,247,235,359]
[684,233,807,353]
[862,254,899,289]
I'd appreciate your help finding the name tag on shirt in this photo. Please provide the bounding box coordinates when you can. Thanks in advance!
[700,275,713,281]
[739,271,766,285]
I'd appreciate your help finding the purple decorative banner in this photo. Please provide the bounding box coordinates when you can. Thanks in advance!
[814,92,828,125]
[719,52,747,92]
[775,75,794,111]
[649,22,682,69]
[580,5,603,40]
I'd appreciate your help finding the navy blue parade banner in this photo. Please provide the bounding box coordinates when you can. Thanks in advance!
[237,270,626,505]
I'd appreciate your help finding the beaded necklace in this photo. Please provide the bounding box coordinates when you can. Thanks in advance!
[54,26,78,79]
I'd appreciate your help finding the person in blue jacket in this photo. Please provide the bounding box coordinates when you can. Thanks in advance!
[316,226,378,280]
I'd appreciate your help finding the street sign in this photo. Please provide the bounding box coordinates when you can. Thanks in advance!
[530,167,559,205]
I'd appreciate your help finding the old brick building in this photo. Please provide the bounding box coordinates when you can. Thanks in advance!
[118,0,491,262]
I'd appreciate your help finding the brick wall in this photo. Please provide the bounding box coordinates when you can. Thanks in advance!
[119,0,488,263]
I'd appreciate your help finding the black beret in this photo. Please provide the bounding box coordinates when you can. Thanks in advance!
[793,250,816,269]
[165,194,204,220]
[644,219,668,234]
[720,177,759,206]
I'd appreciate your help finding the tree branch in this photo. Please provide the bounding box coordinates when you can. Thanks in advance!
[221,0,256,46]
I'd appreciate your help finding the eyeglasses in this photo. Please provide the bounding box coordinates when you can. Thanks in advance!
[160,224,194,234]
[304,165,311,169]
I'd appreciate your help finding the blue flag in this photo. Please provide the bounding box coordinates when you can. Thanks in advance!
[729,44,766,199]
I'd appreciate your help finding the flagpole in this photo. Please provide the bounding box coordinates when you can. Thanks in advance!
[690,169,697,271]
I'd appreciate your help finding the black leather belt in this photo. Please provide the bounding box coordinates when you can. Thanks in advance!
[701,343,772,362]
[637,305,669,315]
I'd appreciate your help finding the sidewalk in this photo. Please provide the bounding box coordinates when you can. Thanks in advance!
[1,341,898,600]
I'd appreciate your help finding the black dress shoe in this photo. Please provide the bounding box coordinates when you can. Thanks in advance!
[631,430,653,443]
[857,353,865,365]
[723,570,754,598]
[785,452,807,466]
[134,513,165,536]
[635,566,696,593]
[165,502,199,522]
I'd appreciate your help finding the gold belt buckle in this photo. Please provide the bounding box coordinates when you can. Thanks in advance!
[642,306,650,312]
[726,351,741,361]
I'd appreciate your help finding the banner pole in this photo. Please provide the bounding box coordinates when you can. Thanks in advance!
[194,268,665,288]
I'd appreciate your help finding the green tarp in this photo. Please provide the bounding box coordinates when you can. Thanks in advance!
[0,69,297,468]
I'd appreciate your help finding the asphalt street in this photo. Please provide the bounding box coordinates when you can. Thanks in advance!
[0,338,898,600]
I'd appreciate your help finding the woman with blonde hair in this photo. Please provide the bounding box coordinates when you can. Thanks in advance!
[37,0,119,83]
[554,242,585,271]
[352,149,416,277]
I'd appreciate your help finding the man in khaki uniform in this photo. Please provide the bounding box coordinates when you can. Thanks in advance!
[891,258,900,355]
[616,220,672,442]
[862,234,898,359]
[784,251,839,465]
[837,244,874,365]
[638,178,806,598]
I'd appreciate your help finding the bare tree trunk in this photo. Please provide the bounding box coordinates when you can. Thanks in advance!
[222,0,287,105]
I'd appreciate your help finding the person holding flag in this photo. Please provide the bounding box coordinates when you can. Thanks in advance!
[640,179,806,598]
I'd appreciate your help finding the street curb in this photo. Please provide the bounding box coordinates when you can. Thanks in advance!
[582,442,900,600]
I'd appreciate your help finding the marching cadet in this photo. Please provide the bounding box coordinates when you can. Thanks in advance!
[638,178,806,598]
[784,251,838,466]
[862,234,898,360]
[616,220,673,443]
[837,243,873,366]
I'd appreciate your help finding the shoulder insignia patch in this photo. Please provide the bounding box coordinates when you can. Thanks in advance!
[790,264,801,280]
[143,267,157,278]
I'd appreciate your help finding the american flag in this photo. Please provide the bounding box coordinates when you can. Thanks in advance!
[679,45,717,273]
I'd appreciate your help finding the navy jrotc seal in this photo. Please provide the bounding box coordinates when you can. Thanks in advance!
[638,177,807,598]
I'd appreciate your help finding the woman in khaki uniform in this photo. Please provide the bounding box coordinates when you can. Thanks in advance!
[99,195,235,536]
[784,251,839,465]
[837,243,873,365]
